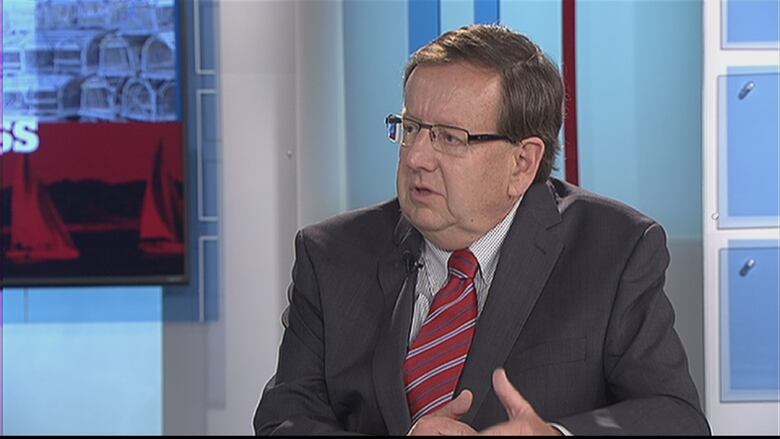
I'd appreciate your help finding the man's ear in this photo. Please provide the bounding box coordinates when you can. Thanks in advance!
[508,136,545,198]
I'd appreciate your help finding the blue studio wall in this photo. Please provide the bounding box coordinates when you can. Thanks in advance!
[2,0,704,434]
[2,287,163,434]
[577,0,703,241]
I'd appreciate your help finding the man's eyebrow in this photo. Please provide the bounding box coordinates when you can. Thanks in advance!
[403,113,422,122]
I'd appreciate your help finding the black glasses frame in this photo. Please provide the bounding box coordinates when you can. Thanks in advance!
[385,114,513,146]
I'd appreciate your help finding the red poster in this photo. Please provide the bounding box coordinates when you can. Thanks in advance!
[1,121,186,285]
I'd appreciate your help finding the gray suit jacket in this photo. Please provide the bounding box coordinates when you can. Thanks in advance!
[254,178,710,435]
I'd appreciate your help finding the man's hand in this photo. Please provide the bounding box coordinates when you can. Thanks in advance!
[408,390,478,436]
[479,368,562,436]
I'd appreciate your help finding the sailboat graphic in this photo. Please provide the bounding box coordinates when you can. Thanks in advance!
[138,139,183,255]
[5,154,80,263]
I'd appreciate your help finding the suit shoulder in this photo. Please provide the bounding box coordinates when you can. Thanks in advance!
[298,198,401,252]
[550,178,657,231]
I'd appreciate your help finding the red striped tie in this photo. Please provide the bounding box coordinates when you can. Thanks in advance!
[403,249,479,423]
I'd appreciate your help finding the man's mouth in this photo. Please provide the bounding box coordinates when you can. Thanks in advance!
[411,185,437,198]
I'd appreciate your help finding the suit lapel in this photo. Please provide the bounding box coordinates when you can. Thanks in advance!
[457,182,564,425]
[372,215,421,435]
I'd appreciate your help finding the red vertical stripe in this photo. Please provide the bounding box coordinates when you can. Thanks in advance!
[563,0,579,185]
[1,0,5,430]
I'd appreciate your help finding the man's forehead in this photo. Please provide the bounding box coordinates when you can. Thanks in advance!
[405,62,500,88]
[405,63,500,97]
[403,63,502,127]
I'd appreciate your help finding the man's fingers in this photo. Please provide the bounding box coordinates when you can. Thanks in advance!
[492,368,531,418]
[408,392,476,436]
[434,389,473,419]
[408,417,478,436]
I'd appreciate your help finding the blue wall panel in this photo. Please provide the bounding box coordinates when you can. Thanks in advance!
[474,0,499,24]
[344,0,408,209]
[724,0,780,47]
[718,70,780,228]
[409,0,441,54]
[1,287,161,324]
[2,288,163,434]
[720,242,780,401]
[577,0,703,240]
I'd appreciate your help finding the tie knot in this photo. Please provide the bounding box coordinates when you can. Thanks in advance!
[447,249,479,280]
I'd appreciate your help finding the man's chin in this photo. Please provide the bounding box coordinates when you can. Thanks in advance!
[401,209,447,235]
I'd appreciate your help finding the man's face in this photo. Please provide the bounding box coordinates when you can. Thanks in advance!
[397,62,525,250]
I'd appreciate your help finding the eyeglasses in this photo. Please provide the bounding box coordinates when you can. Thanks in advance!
[385,114,513,156]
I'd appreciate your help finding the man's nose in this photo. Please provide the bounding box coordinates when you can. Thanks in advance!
[403,128,437,171]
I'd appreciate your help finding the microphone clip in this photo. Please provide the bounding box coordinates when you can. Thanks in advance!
[402,251,423,274]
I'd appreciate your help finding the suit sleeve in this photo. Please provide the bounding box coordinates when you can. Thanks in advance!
[555,223,711,435]
[253,230,355,435]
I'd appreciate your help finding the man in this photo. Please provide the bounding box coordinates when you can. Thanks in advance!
[254,24,709,435]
